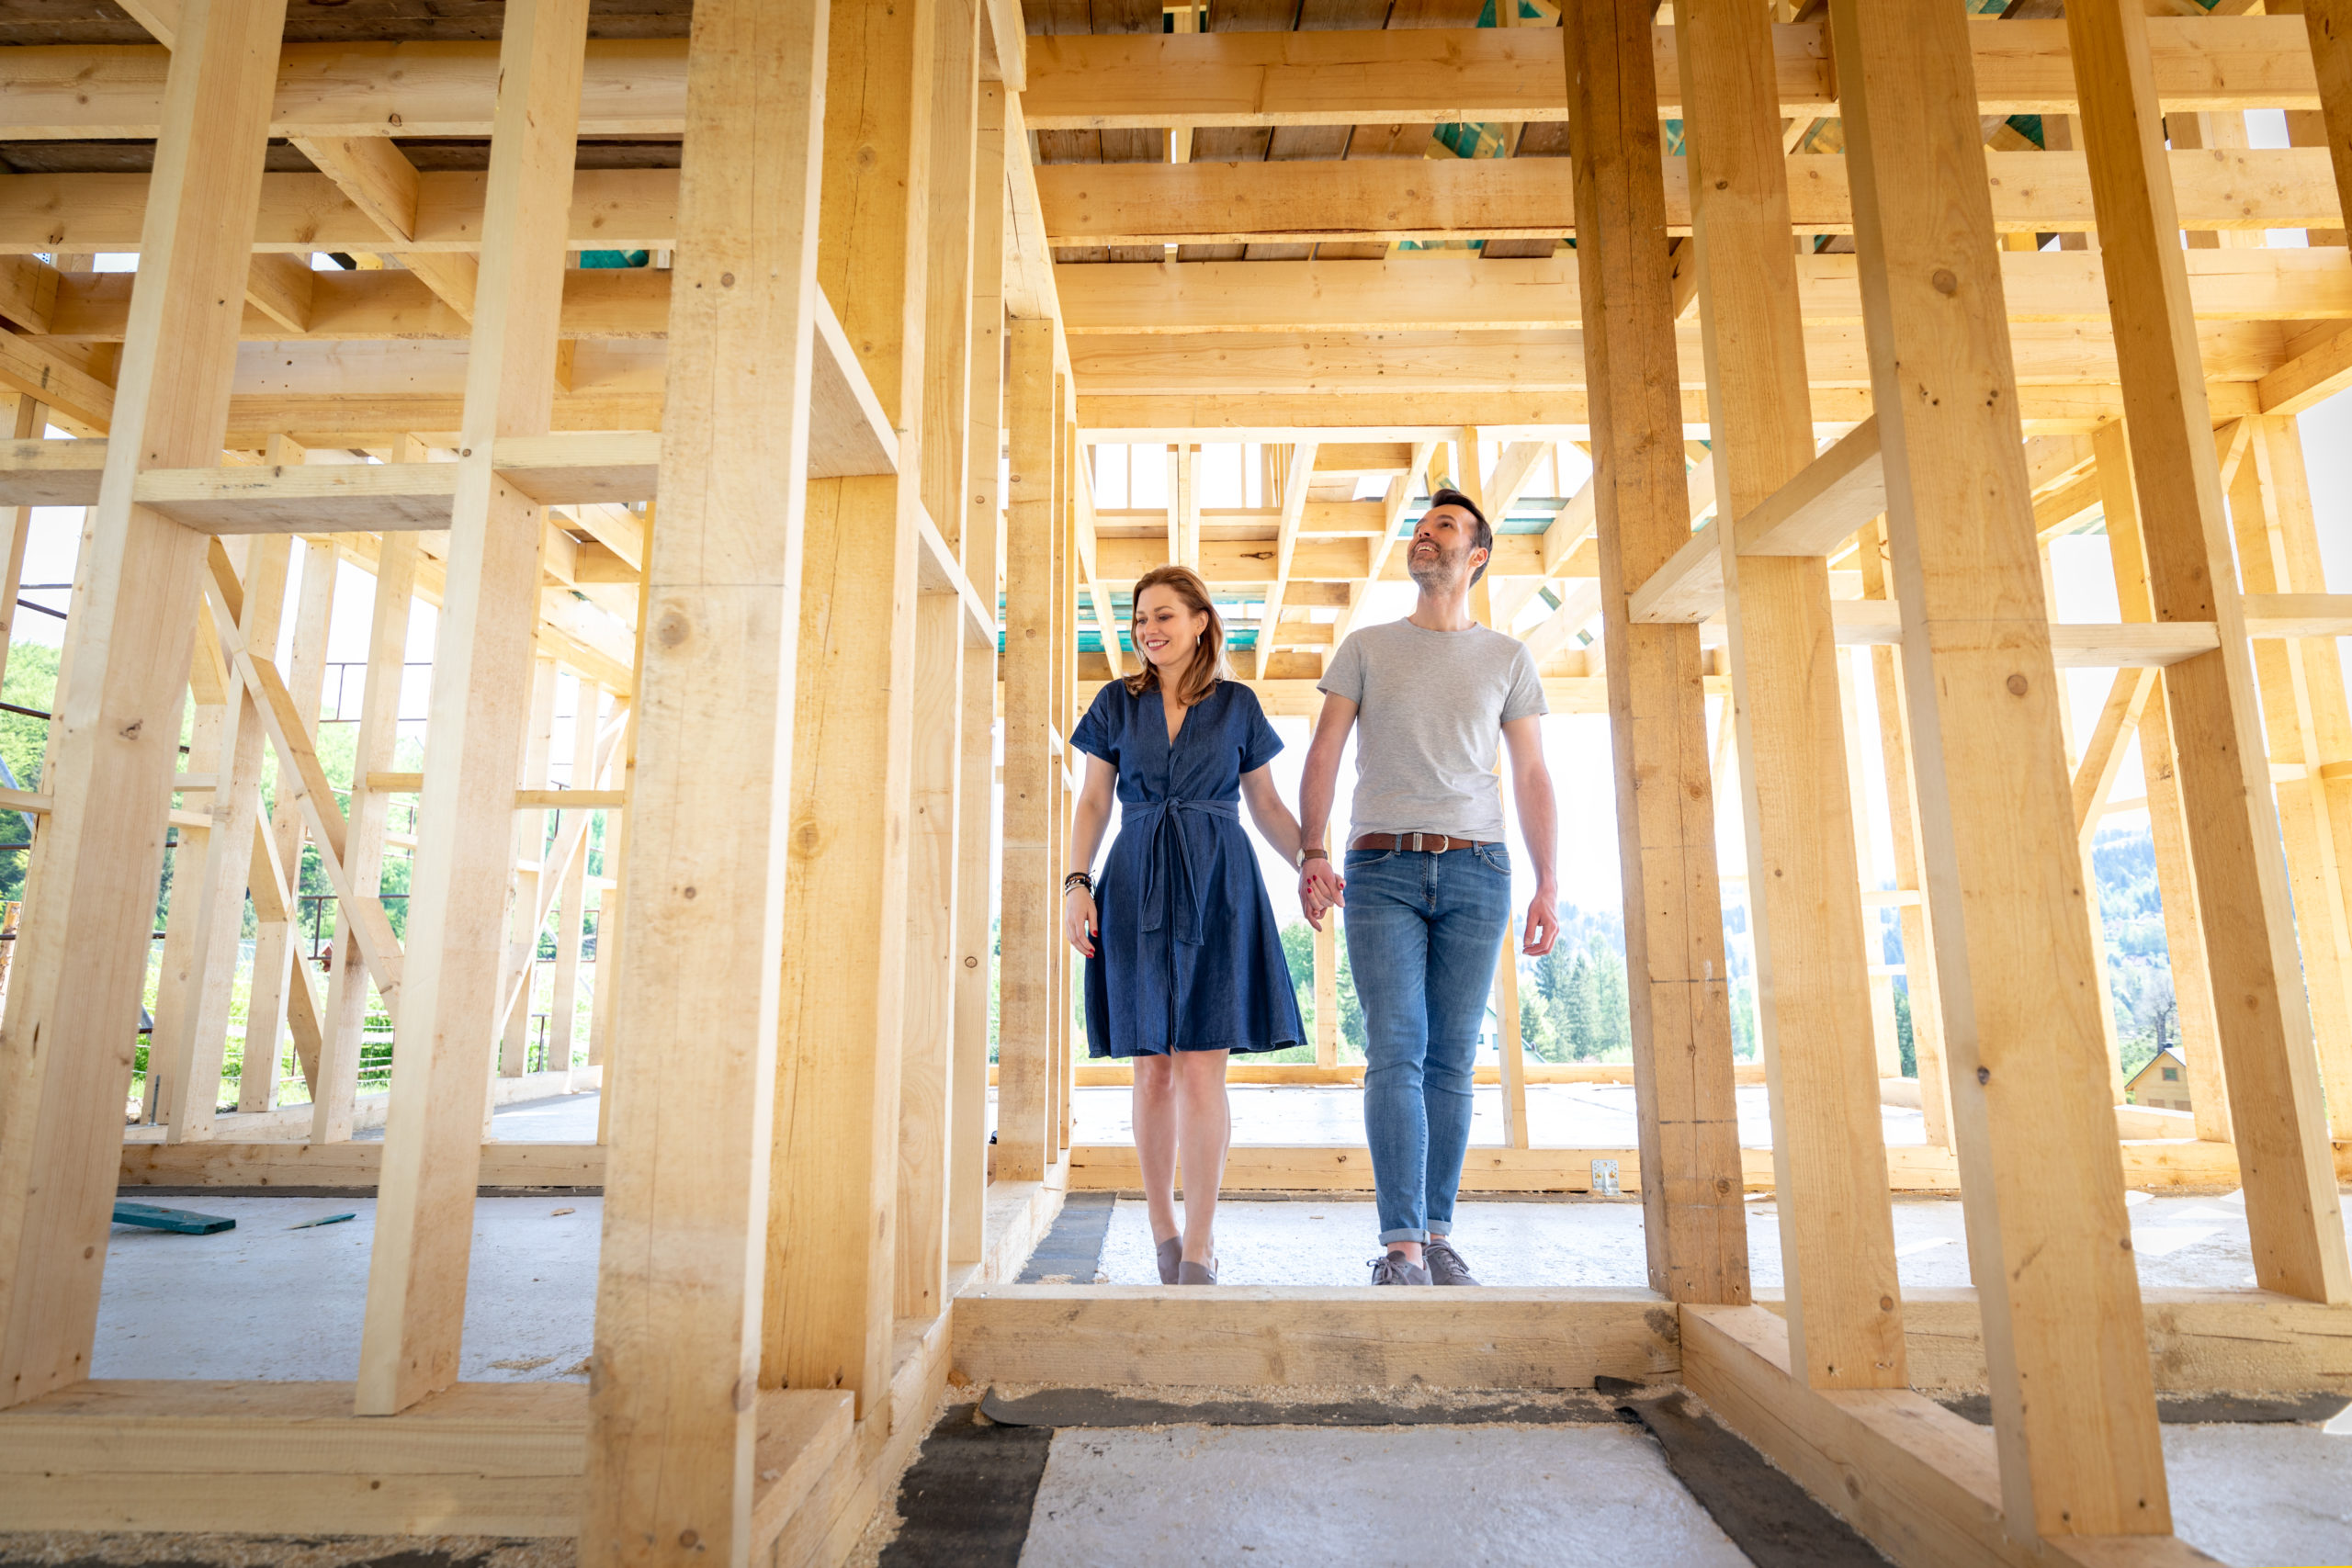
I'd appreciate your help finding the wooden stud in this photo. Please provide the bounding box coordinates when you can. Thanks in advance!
[0,0,288,1410]
[314,530,418,1143]
[358,0,593,1417]
[2091,423,2230,1145]
[763,0,935,1415]
[2231,415,2352,1138]
[1854,522,1951,1150]
[240,536,335,1110]
[1832,0,2170,1534]
[2067,0,2351,1306]
[499,657,560,1078]
[1567,0,1751,1310]
[1679,0,1902,1388]
[997,319,1057,1184]
[897,0,981,1326]
[949,82,1008,1268]
[545,682,597,1091]
[580,0,832,1550]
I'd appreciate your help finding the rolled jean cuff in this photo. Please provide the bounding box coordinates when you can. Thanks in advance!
[1379,1226,1430,1245]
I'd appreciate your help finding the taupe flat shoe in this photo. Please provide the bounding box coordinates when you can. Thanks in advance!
[1156,1236,1182,1285]
[1177,1258,1218,1285]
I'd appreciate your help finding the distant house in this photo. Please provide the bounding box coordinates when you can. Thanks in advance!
[2125,1044,2192,1112]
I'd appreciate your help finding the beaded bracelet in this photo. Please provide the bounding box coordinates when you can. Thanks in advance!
[1062,870,1093,896]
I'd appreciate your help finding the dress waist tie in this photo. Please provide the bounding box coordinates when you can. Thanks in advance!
[1131,797,1240,947]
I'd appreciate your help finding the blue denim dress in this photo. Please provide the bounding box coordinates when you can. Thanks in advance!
[1071,680,1305,1058]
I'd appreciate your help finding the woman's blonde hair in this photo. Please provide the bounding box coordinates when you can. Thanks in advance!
[1122,564,1227,708]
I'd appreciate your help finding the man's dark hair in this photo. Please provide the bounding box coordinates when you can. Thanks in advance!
[1427,487,1493,585]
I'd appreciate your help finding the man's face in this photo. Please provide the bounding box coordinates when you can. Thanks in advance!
[1408,503,1487,592]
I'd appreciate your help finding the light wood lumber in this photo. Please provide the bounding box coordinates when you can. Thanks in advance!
[2070,0,2351,1309]
[763,0,933,1419]
[1682,0,1902,1392]
[997,319,1056,1183]
[0,0,288,1412]
[358,0,593,1418]
[1837,0,2171,1535]
[1568,0,1749,1312]
[582,0,831,1551]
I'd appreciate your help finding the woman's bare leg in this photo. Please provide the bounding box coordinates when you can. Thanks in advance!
[1132,1054,1180,1245]
[1172,1049,1232,1266]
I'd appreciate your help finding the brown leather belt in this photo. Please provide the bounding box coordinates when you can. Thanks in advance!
[1350,831,1498,854]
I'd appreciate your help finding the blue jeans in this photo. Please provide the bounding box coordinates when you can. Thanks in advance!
[1343,843,1513,1245]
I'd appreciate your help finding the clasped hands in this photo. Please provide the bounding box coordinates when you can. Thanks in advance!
[1298,857,1346,931]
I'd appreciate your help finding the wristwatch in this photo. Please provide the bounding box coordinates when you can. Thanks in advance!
[1295,845,1329,868]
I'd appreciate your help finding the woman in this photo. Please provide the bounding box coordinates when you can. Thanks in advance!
[1063,564,1312,1286]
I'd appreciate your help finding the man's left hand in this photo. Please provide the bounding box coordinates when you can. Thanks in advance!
[1521,886,1560,955]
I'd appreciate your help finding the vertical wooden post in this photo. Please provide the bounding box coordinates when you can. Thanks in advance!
[1566,0,1749,1306]
[0,0,287,1410]
[1055,384,1078,1156]
[1856,523,1951,1149]
[897,0,980,1324]
[242,536,336,1110]
[547,682,596,1090]
[501,656,560,1076]
[2067,0,2350,1305]
[582,0,831,1551]
[1831,0,2170,1535]
[2233,418,2352,1134]
[357,0,592,1416]
[949,83,1006,1266]
[997,319,1056,1181]
[1313,919,1339,1070]
[1678,0,1898,1383]
[763,0,934,1412]
[313,535,417,1144]
[2091,423,2231,1143]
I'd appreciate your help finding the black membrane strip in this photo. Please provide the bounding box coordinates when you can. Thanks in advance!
[1935,1389,2351,1427]
[877,1404,1055,1568]
[1609,1384,1894,1568]
[978,1385,1622,1428]
[1014,1190,1114,1283]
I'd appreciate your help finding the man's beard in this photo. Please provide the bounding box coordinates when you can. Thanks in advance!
[1408,541,1468,591]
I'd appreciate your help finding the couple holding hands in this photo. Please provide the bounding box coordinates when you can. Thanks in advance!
[1061,490,1560,1287]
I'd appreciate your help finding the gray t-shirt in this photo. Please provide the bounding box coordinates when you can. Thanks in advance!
[1317,618,1548,842]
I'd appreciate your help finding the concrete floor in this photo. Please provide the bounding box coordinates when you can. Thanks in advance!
[1016,1425,1752,1568]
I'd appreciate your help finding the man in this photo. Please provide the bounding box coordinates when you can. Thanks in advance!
[1296,488,1560,1287]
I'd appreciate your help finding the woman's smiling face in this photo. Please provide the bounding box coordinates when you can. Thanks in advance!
[1134,582,1207,670]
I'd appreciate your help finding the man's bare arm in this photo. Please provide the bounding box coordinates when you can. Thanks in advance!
[1296,694,1358,922]
[1502,713,1560,955]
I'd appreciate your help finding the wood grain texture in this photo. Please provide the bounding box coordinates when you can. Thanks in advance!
[1567,0,1748,1312]
[1681,0,1901,1392]
[0,0,288,1413]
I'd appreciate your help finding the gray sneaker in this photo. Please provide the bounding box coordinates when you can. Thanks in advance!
[1424,1236,1480,1287]
[1368,1250,1430,1286]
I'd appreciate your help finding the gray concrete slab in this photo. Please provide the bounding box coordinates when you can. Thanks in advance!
[2165,1423,2352,1567]
[1017,1425,1754,1568]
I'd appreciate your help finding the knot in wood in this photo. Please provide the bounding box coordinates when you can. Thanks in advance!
[2006,673,2029,696]
[1931,268,1958,296]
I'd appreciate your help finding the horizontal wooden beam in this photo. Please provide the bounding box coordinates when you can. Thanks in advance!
[1679,1306,2211,1568]
[0,17,2308,146]
[952,1285,1683,1388]
[0,1378,854,1542]
[1078,383,2259,439]
[1036,150,2337,247]
[1021,17,2317,130]
[1055,250,2352,336]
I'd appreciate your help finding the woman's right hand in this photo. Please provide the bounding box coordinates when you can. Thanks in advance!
[1063,886,1099,957]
